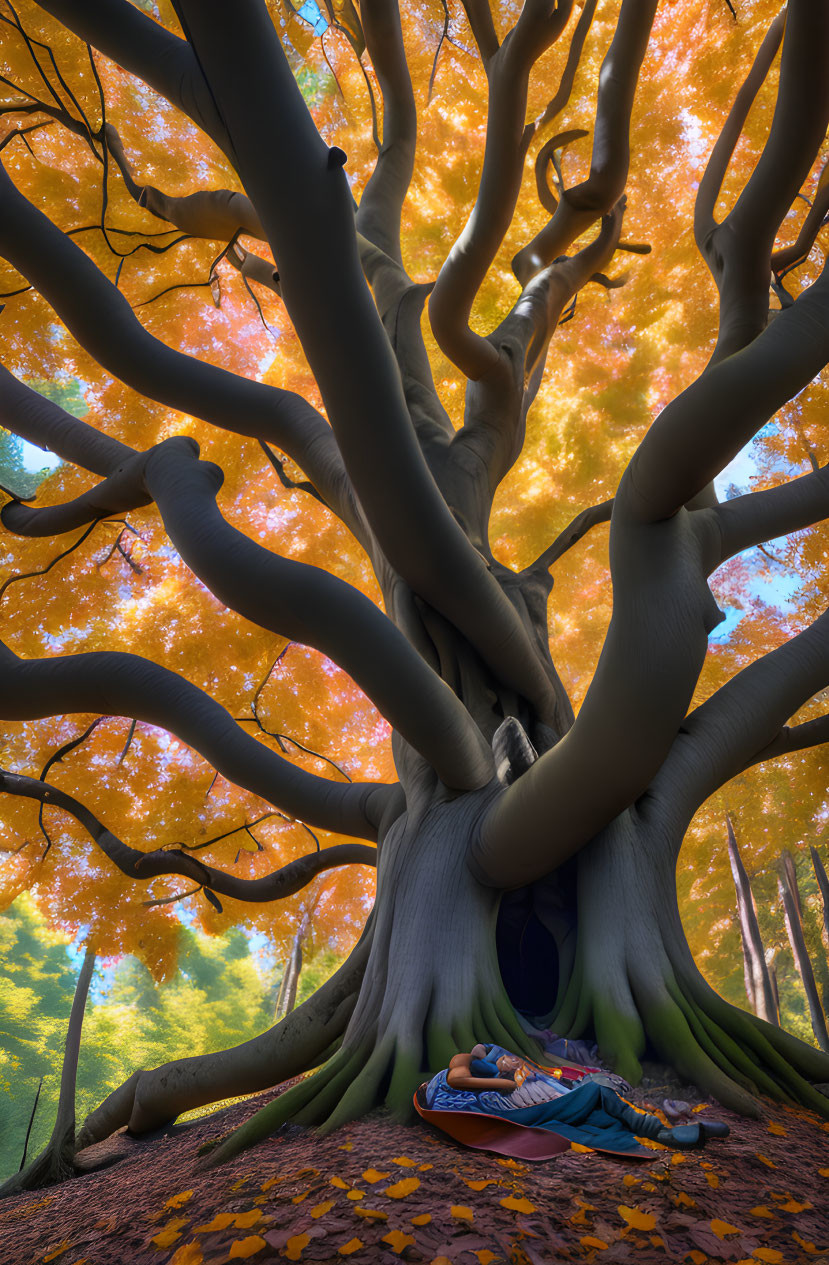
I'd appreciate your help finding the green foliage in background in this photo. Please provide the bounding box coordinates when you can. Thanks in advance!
[0,895,341,1179]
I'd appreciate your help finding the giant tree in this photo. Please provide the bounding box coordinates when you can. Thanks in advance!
[1,0,829,1177]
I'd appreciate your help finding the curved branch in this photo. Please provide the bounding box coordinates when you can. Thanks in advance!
[534,0,598,134]
[713,462,829,564]
[523,497,613,575]
[657,606,829,817]
[0,770,376,903]
[354,0,417,264]
[0,361,133,476]
[772,160,829,278]
[621,257,829,524]
[104,123,265,242]
[32,0,232,156]
[512,0,658,286]
[459,0,499,66]
[0,639,393,839]
[429,0,575,380]
[0,160,359,531]
[171,0,567,730]
[1,437,495,791]
[695,4,829,363]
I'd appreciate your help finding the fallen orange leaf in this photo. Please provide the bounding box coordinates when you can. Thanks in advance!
[261,1179,277,1192]
[195,1213,235,1232]
[622,1175,639,1188]
[475,1253,499,1265]
[450,1206,474,1221]
[710,1219,741,1238]
[500,1196,536,1214]
[283,1234,310,1261]
[339,1142,353,1151]
[618,1206,656,1231]
[392,1156,417,1167]
[418,1163,433,1171]
[228,1237,266,1260]
[310,1201,335,1219]
[792,1229,820,1253]
[167,1244,203,1265]
[756,1154,777,1168]
[819,1169,829,1178]
[706,1173,719,1188]
[580,1236,609,1250]
[464,1179,495,1191]
[752,1250,784,1263]
[778,1199,811,1213]
[767,1122,786,1136]
[687,1253,706,1265]
[382,1230,415,1253]
[234,1211,262,1229]
[346,1191,364,1201]
[337,1239,363,1256]
[165,1191,194,1210]
[749,1207,774,1219]
[362,1169,390,1184]
[411,1214,431,1225]
[674,1193,695,1208]
[330,1177,349,1190]
[353,1207,387,1221]
[151,1218,188,1247]
[383,1178,420,1198]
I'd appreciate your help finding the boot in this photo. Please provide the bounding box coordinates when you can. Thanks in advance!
[621,1105,705,1150]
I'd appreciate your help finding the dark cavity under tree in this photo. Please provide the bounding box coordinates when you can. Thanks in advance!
[1,0,829,1178]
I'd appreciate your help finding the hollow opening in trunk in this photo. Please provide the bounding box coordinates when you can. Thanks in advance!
[496,887,560,1018]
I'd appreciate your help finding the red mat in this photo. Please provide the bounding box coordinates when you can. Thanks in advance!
[413,1087,653,1162]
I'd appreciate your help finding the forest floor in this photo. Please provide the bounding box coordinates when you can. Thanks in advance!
[1,1071,828,1265]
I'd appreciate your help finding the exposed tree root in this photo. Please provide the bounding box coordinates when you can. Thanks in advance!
[74,923,372,1151]
[549,811,829,1117]
[208,792,544,1165]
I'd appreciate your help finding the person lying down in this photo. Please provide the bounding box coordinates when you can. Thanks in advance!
[423,1044,729,1154]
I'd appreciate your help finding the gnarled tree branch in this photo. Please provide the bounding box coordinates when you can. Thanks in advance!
[0,770,376,904]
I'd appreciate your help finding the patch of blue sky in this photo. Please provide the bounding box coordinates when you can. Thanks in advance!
[709,425,804,643]
[296,0,328,36]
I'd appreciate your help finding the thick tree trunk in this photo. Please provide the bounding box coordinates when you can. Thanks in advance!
[778,851,829,1053]
[548,808,829,1116]
[209,785,545,1163]
[726,813,778,1024]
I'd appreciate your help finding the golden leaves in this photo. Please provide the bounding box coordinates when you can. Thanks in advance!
[500,1196,536,1214]
[165,1191,193,1210]
[227,1237,266,1259]
[382,1177,420,1199]
[617,1206,656,1231]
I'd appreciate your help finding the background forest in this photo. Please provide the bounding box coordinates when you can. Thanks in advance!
[1,0,829,1180]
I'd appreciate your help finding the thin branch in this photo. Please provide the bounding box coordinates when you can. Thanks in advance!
[355,0,418,264]
[696,2,829,363]
[0,770,377,904]
[524,498,613,574]
[18,1077,43,1172]
[429,0,577,379]
[259,440,327,506]
[117,718,136,766]
[0,640,394,839]
[512,0,659,286]
[0,518,104,604]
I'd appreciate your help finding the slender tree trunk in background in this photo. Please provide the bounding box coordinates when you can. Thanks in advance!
[0,946,95,1195]
[727,814,778,1024]
[811,846,829,986]
[778,853,829,1052]
[274,915,309,1022]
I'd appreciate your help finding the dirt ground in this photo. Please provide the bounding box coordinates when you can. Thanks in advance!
[1,1074,828,1265]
